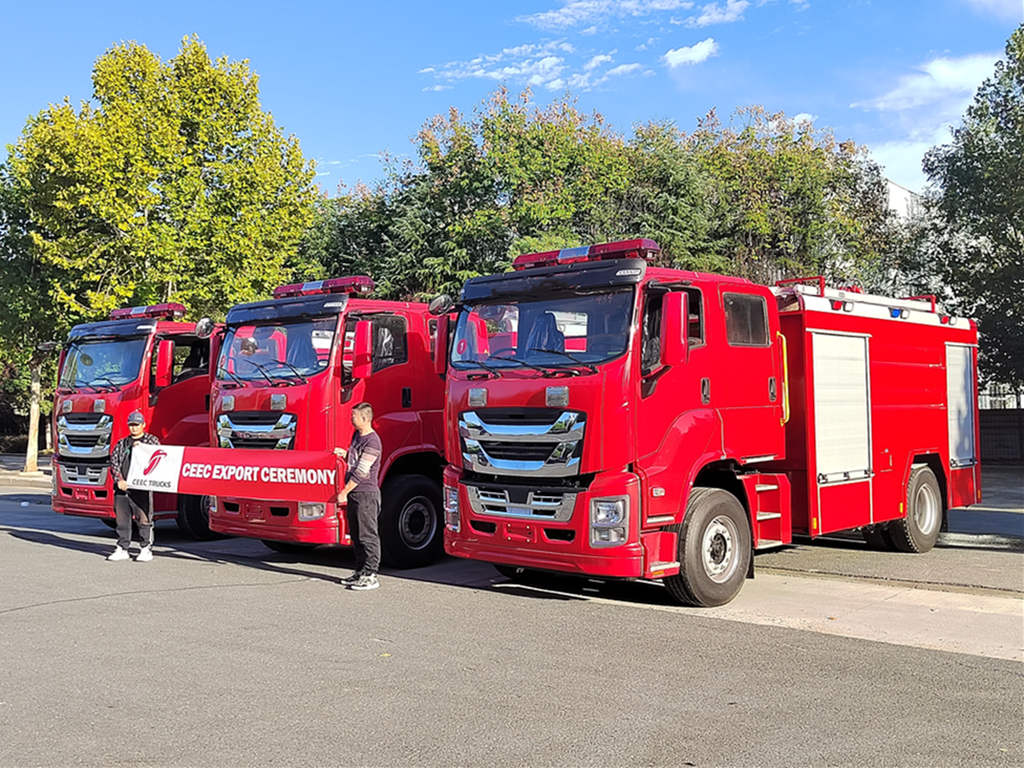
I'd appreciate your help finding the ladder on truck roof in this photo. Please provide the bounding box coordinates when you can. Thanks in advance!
[773,276,941,314]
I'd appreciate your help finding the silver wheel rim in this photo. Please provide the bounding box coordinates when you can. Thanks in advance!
[399,496,436,551]
[701,514,740,584]
[914,482,939,535]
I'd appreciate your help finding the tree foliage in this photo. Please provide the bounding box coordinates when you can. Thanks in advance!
[923,25,1024,385]
[304,90,894,299]
[5,35,317,328]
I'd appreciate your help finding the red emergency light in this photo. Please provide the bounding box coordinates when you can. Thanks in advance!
[109,303,186,320]
[273,275,376,299]
[512,238,661,271]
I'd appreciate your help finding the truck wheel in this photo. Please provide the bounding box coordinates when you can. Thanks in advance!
[665,487,751,607]
[176,495,220,541]
[861,525,896,550]
[889,466,942,553]
[379,475,443,569]
[262,540,316,554]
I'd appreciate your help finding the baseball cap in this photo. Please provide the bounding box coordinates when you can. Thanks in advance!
[127,410,145,425]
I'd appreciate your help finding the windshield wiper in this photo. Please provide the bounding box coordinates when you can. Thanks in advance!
[269,359,309,384]
[238,359,278,386]
[87,375,122,391]
[527,347,598,374]
[219,367,245,388]
[486,353,561,377]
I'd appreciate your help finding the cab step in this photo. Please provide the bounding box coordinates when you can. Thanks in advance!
[755,538,784,550]
[648,561,680,575]
[756,511,781,521]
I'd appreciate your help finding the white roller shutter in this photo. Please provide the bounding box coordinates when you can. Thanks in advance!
[946,345,976,467]
[812,333,871,483]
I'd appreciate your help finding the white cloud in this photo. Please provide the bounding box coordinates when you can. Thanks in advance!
[418,67,435,74]
[422,40,574,90]
[605,62,643,76]
[792,112,816,124]
[581,24,600,34]
[585,52,616,70]
[685,0,749,27]
[963,0,1023,21]
[852,52,999,112]
[546,78,567,90]
[422,84,452,92]
[663,37,718,66]
[518,0,694,30]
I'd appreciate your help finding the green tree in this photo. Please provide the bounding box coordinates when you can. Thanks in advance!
[923,25,1024,385]
[6,35,317,324]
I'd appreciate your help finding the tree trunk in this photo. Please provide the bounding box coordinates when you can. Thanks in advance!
[23,363,41,473]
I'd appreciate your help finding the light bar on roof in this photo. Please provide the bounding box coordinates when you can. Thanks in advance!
[273,275,376,298]
[109,303,186,320]
[512,238,661,270]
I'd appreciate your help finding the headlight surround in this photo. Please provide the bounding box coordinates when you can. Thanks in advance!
[297,502,325,521]
[589,496,629,548]
[444,485,460,531]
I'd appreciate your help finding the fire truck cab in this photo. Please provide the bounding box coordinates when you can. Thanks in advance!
[440,239,980,606]
[52,303,220,537]
[207,276,446,568]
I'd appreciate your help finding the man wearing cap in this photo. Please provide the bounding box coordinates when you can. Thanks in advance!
[107,411,160,562]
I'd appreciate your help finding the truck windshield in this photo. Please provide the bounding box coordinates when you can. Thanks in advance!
[59,337,148,389]
[451,289,634,370]
[218,316,336,383]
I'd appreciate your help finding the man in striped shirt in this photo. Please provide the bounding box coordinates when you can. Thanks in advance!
[335,402,383,591]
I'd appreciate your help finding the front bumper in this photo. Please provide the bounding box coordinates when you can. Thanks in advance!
[52,457,115,518]
[210,496,350,546]
[443,467,644,578]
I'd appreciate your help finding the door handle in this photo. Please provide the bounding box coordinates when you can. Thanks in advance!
[701,377,710,404]
[769,377,777,402]
[402,387,412,408]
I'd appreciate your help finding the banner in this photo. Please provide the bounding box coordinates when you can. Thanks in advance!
[127,444,340,502]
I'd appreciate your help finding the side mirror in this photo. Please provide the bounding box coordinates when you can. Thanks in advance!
[195,317,215,339]
[428,294,454,316]
[433,315,449,376]
[661,292,688,367]
[154,339,175,389]
[351,320,373,380]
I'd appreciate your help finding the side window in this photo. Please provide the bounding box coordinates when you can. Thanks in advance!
[372,315,408,372]
[683,288,704,347]
[640,293,663,375]
[172,338,210,383]
[724,293,769,347]
[428,318,438,360]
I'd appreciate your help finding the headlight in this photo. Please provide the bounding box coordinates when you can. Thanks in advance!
[297,502,325,521]
[444,486,460,532]
[92,400,106,413]
[590,496,629,548]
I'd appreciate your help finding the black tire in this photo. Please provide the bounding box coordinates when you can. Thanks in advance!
[379,474,443,569]
[261,539,317,554]
[889,466,943,553]
[665,487,752,607]
[861,524,896,550]
[176,495,220,540]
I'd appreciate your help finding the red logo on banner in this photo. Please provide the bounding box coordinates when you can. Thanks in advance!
[143,449,168,476]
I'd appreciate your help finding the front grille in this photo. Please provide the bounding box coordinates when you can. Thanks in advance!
[230,437,285,450]
[481,443,554,461]
[466,484,578,521]
[216,412,297,450]
[66,435,101,448]
[472,408,564,426]
[459,409,586,478]
[58,461,109,486]
[63,413,104,426]
[227,411,286,426]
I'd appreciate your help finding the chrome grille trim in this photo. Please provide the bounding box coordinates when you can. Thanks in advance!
[56,414,112,458]
[466,485,577,521]
[58,462,109,486]
[459,409,586,478]
[216,412,297,450]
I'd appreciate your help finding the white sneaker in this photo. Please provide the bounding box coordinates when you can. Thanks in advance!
[106,546,130,562]
[136,546,153,562]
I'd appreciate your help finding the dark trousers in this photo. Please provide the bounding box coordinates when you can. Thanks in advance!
[114,489,154,549]
[345,490,381,574]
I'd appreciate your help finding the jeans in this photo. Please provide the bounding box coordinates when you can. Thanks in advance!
[114,489,154,549]
[345,490,381,574]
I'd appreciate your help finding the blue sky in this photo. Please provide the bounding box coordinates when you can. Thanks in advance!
[1,0,1020,194]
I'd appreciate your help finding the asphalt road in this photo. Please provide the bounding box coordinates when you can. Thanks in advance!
[1,486,1021,767]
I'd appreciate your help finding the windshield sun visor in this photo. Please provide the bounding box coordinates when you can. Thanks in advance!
[461,258,647,303]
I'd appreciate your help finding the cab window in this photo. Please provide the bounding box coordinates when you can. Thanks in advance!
[723,293,768,347]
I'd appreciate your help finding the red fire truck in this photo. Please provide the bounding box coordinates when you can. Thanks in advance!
[207,276,446,567]
[438,239,981,605]
[52,303,220,537]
